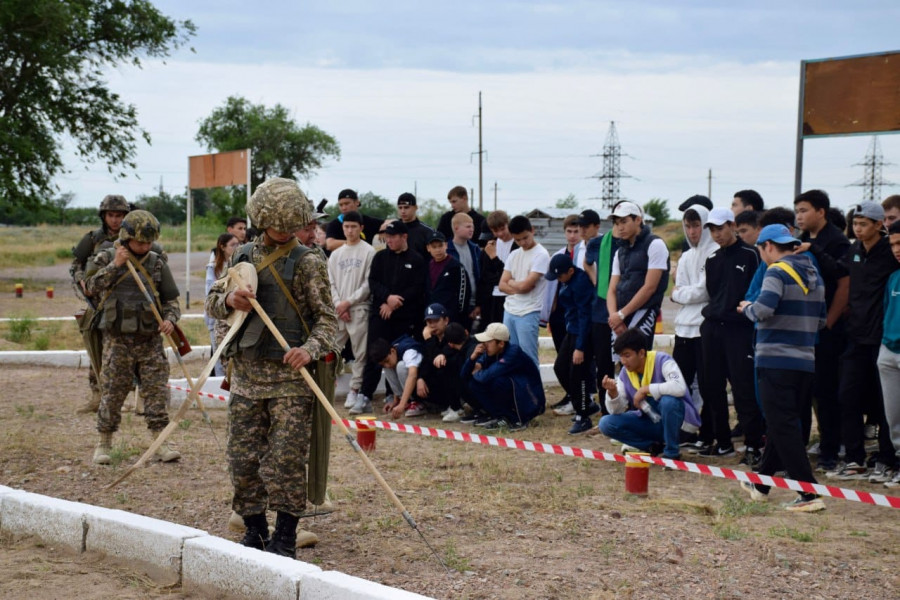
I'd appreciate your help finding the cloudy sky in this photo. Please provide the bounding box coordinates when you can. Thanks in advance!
[58,1,900,215]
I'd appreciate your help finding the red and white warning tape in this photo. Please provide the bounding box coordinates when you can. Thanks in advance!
[162,383,899,510]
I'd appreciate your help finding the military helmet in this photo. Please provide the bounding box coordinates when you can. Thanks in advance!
[98,194,130,219]
[247,178,312,233]
[119,210,160,243]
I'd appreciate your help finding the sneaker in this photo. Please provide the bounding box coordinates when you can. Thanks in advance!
[348,394,373,415]
[550,395,571,409]
[739,448,762,469]
[826,462,868,480]
[679,432,699,448]
[585,402,601,418]
[620,443,642,454]
[815,459,838,474]
[868,462,894,483]
[740,480,768,502]
[698,444,736,458]
[553,402,575,416]
[686,441,713,455]
[442,408,463,423]
[568,417,592,435]
[884,470,900,488]
[485,419,526,432]
[344,389,359,409]
[460,412,484,425]
[864,424,878,440]
[476,418,500,429]
[782,495,826,513]
[806,442,820,456]
[404,402,426,417]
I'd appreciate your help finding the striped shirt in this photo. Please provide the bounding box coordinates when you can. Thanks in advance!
[742,253,826,372]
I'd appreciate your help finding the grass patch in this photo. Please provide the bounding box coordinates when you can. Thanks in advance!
[108,440,142,468]
[443,540,471,572]
[714,523,747,540]
[769,524,823,543]
[6,315,36,343]
[719,493,773,518]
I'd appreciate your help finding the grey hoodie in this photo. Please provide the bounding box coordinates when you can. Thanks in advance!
[671,205,718,338]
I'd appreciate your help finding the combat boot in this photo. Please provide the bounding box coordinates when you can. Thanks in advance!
[93,432,113,465]
[239,513,270,550]
[265,511,299,558]
[154,441,181,462]
[76,390,101,415]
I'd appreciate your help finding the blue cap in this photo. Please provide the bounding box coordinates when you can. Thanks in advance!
[544,253,574,281]
[424,303,448,320]
[756,224,800,246]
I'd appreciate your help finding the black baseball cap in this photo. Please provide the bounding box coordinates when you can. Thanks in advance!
[383,220,408,235]
[427,231,447,244]
[575,209,601,226]
[397,193,417,206]
[338,189,358,201]
[544,253,574,281]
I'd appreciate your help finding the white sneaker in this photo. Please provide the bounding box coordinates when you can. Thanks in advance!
[553,402,574,416]
[884,470,900,488]
[349,394,372,415]
[442,408,462,423]
[344,389,359,409]
[440,407,451,417]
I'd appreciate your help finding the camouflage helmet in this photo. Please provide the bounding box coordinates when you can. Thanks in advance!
[247,178,312,233]
[119,210,160,243]
[98,194,130,219]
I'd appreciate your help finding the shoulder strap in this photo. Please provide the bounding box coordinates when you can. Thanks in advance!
[254,240,312,336]
[130,252,163,309]
[770,261,808,295]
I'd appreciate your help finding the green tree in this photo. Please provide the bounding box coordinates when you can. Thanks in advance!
[196,96,341,192]
[134,190,186,225]
[555,193,579,210]
[643,198,671,226]
[0,0,196,206]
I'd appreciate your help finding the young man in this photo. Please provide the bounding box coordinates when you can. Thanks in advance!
[583,210,617,406]
[447,212,482,328]
[542,214,587,352]
[794,189,851,472]
[425,230,471,326]
[830,202,900,481]
[437,185,485,241]
[324,189,384,252]
[499,216,551,366]
[731,189,765,215]
[480,211,518,328]
[734,210,761,246]
[606,201,670,349]
[86,210,182,466]
[417,304,468,422]
[698,207,764,459]
[461,323,546,430]
[598,328,700,460]
[327,211,375,414]
[877,221,900,488]
[671,205,717,451]
[738,224,827,512]
[395,192,435,260]
[369,335,425,419]
[226,216,248,243]
[545,253,595,434]
[882,195,900,228]
[207,179,338,557]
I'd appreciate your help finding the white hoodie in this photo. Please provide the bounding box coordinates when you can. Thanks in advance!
[671,205,718,338]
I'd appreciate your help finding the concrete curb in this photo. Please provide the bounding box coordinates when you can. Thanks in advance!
[0,486,434,600]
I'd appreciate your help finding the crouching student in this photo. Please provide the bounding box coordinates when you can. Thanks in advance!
[461,323,546,431]
[369,336,426,419]
[597,328,700,460]
[417,304,469,422]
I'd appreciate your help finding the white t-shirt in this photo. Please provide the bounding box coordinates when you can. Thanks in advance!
[491,238,515,297]
[611,238,669,276]
[401,348,423,369]
[503,243,551,316]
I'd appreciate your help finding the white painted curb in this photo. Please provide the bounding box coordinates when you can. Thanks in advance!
[0,487,436,599]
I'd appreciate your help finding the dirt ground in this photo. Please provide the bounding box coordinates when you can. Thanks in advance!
[1,258,899,599]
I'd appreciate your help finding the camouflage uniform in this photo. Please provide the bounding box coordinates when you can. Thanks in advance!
[206,179,338,519]
[85,212,180,435]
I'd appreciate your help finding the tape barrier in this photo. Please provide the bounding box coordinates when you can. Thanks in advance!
[162,384,899,510]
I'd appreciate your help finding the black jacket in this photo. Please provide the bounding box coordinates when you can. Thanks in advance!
[425,256,471,325]
[404,219,435,261]
[800,221,850,309]
[478,240,518,308]
[702,239,759,325]
[369,247,426,325]
[842,235,900,345]
[437,209,486,241]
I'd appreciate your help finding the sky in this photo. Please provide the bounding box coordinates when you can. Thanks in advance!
[57,1,900,216]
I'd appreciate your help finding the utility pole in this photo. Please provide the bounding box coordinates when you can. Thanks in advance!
[848,136,895,202]
[471,92,486,211]
[707,169,712,200]
[589,121,632,210]
[493,181,498,211]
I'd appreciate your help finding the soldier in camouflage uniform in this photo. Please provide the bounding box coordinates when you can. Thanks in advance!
[71,195,166,414]
[85,210,182,465]
[206,178,338,558]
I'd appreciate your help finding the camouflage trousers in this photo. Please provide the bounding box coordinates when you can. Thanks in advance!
[97,332,170,433]
[228,392,313,517]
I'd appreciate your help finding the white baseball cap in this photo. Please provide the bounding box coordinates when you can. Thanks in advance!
[474,322,510,342]
[705,207,735,227]
[611,201,642,218]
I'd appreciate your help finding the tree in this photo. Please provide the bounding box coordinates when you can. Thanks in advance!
[0,0,196,206]
[643,198,671,226]
[555,193,579,210]
[135,190,186,225]
[196,96,341,191]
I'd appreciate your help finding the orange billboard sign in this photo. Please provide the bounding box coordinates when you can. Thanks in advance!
[188,149,250,189]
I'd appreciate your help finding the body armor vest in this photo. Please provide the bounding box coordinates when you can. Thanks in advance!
[98,252,160,336]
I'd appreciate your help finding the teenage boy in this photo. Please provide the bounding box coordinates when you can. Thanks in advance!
[606,201,670,348]
[396,192,435,260]
[480,211,518,327]
[327,211,375,414]
[829,202,900,480]
[734,210,761,246]
[370,335,426,419]
[737,224,827,512]
[438,185,486,241]
[425,230,471,326]
[447,212,482,327]
[882,195,900,228]
[732,189,765,215]
[545,253,595,434]
[417,304,467,422]
[698,207,764,458]
[499,216,551,366]
[325,189,384,252]
[583,210,617,405]
[598,328,701,460]
[671,205,718,451]
[794,189,851,472]
[877,221,900,488]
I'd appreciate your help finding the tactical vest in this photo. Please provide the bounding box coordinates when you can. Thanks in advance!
[227,243,310,361]
[615,225,670,310]
[97,251,162,336]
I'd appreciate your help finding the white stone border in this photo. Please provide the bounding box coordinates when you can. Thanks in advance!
[0,485,433,600]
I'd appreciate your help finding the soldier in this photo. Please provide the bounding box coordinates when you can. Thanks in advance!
[206,178,338,558]
[84,210,181,466]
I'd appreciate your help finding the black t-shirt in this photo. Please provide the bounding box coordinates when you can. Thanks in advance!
[841,235,900,344]
[325,213,384,246]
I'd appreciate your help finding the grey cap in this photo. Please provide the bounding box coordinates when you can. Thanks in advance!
[852,201,885,222]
